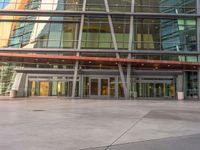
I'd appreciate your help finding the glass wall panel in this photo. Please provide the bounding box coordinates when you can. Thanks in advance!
[113,17,130,49]
[83,77,89,97]
[86,0,105,11]
[134,18,197,52]
[101,79,108,96]
[5,21,78,49]
[61,23,78,48]
[57,0,83,11]
[0,0,196,13]
[135,0,196,14]
[82,17,113,49]
[0,0,83,11]
[118,79,125,98]
[91,79,98,95]
[108,0,131,12]
[186,72,198,98]
[134,19,161,50]
[48,23,62,48]
[110,77,115,97]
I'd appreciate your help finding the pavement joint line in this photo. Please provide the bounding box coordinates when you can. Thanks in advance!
[83,133,200,150]
[104,113,148,150]
[104,133,200,150]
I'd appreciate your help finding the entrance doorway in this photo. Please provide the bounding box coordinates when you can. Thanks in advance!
[40,82,49,96]
[28,77,80,97]
[83,76,117,98]
[90,78,109,98]
[136,78,175,99]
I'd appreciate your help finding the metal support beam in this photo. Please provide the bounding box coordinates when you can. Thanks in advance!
[0,10,198,18]
[0,48,199,56]
[72,0,86,98]
[104,0,128,98]
[127,0,135,99]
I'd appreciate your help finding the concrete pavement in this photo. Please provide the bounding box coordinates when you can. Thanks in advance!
[0,98,200,150]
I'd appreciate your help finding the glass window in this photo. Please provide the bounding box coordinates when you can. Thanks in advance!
[82,17,113,49]
[134,18,197,53]
[135,0,196,14]
[86,0,106,11]
[186,72,198,98]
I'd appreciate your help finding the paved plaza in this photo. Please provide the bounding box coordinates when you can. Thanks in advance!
[0,98,200,150]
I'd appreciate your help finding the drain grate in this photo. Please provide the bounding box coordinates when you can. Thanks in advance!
[32,110,45,112]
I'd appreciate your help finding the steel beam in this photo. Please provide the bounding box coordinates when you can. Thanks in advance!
[127,0,135,99]
[0,48,199,56]
[104,0,128,98]
[0,10,198,18]
[72,0,86,98]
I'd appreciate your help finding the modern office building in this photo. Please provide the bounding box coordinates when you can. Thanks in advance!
[0,0,199,100]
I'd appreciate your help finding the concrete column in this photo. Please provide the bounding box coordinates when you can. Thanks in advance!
[198,68,200,100]
[11,73,27,97]
[176,74,184,100]
[80,75,83,98]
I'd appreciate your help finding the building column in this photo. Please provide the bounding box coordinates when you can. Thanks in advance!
[72,0,86,98]
[176,74,184,100]
[198,68,200,100]
[104,0,128,98]
[127,0,135,99]
[80,75,83,98]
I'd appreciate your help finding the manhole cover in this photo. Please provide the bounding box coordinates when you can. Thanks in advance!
[32,110,45,112]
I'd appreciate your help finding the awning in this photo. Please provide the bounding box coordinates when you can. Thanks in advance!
[0,52,198,70]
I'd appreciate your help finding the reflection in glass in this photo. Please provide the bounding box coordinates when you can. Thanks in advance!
[101,79,108,96]
[40,81,49,96]
[118,80,124,97]
[186,72,198,97]
[135,0,196,14]
[91,79,98,96]
[110,78,115,97]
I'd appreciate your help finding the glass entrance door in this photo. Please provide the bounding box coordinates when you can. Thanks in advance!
[136,79,175,99]
[101,79,109,96]
[155,83,164,97]
[90,78,109,97]
[90,79,99,96]
[40,81,49,96]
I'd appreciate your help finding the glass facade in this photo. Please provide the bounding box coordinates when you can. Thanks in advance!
[0,0,196,13]
[0,0,199,100]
